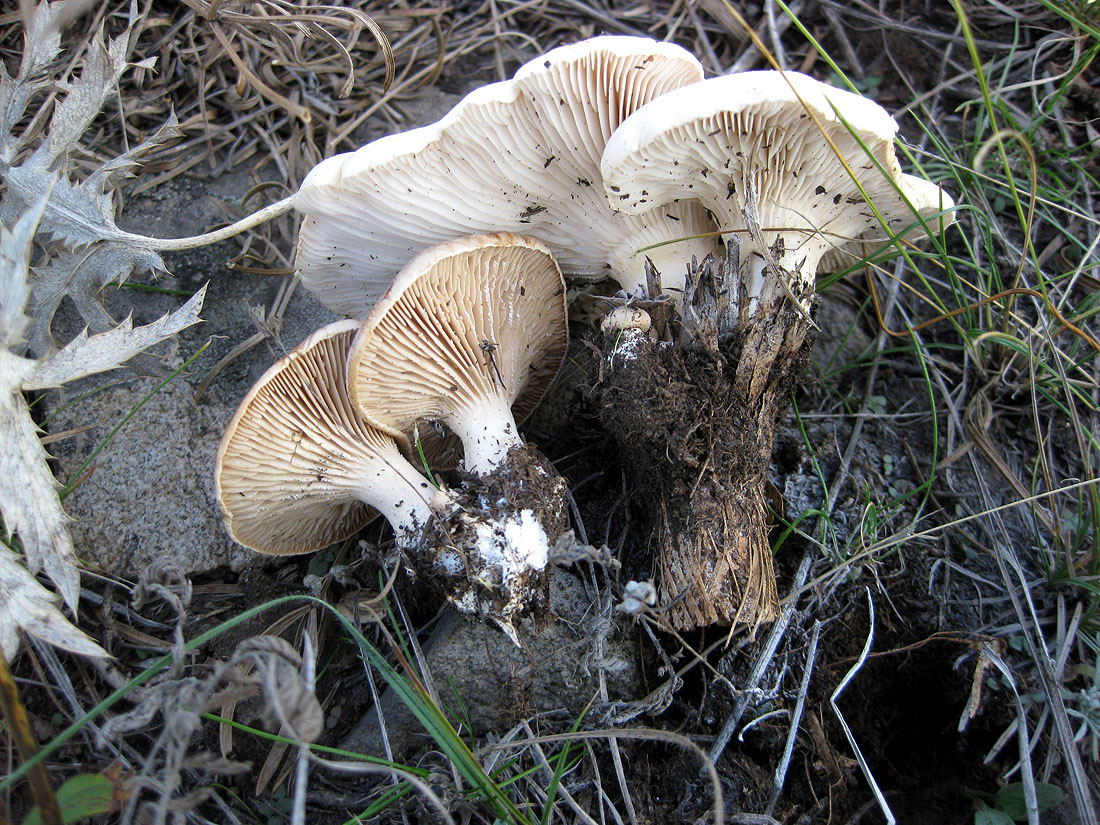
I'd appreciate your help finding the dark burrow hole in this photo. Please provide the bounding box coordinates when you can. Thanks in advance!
[797,606,1008,824]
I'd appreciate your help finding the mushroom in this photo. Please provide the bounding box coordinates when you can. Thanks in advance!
[215,319,451,555]
[600,304,654,368]
[345,232,570,634]
[592,71,956,631]
[600,305,652,336]
[294,35,719,316]
[347,233,568,477]
[600,70,956,316]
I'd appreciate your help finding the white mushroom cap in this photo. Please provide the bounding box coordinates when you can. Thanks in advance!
[601,71,956,312]
[347,233,567,476]
[600,305,652,334]
[215,320,445,555]
[295,36,718,315]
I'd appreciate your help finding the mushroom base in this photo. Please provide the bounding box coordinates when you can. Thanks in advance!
[596,304,811,632]
[415,444,569,638]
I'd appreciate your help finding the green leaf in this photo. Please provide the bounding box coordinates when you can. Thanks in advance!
[995,782,1064,819]
[21,773,115,825]
[974,802,1015,825]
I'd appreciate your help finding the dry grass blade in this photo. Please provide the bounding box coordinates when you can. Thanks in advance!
[482,726,725,825]
[519,720,600,825]
[708,554,812,765]
[831,589,895,824]
[181,0,394,119]
[767,619,821,815]
[307,753,456,825]
[0,646,62,825]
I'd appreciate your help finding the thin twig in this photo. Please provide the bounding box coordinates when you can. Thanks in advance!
[766,620,821,815]
[709,554,812,766]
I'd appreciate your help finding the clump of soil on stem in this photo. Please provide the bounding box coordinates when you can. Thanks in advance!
[416,443,569,629]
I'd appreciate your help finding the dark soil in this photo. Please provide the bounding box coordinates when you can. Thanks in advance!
[595,325,799,630]
[799,594,1006,824]
[592,246,817,633]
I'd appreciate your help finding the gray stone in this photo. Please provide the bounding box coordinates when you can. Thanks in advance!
[46,375,242,577]
[41,275,341,580]
[341,568,641,759]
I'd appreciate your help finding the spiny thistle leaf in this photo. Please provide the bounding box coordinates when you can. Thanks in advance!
[0,196,206,660]
[44,28,131,167]
[0,192,94,659]
[27,284,207,390]
[85,112,181,194]
[0,545,105,661]
[4,163,127,249]
[0,1,65,160]
[0,366,85,633]
[17,1,66,81]
[0,193,45,350]
[26,245,167,358]
[0,3,182,358]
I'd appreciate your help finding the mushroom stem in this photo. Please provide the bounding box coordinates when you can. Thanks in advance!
[345,234,570,636]
[597,321,791,630]
[447,394,525,476]
[597,247,818,631]
[660,472,779,630]
[606,221,719,299]
[737,236,823,320]
[126,195,297,251]
[418,443,569,640]
[352,442,450,544]
[215,320,456,556]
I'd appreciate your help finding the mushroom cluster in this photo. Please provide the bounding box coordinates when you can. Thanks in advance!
[595,68,956,630]
[216,233,569,639]
[221,35,956,640]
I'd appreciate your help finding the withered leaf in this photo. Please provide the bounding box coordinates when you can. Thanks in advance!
[0,4,182,357]
[0,197,205,660]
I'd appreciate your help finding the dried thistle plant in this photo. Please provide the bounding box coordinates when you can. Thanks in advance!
[0,195,207,659]
[0,2,186,358]
[0,3,210,658]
